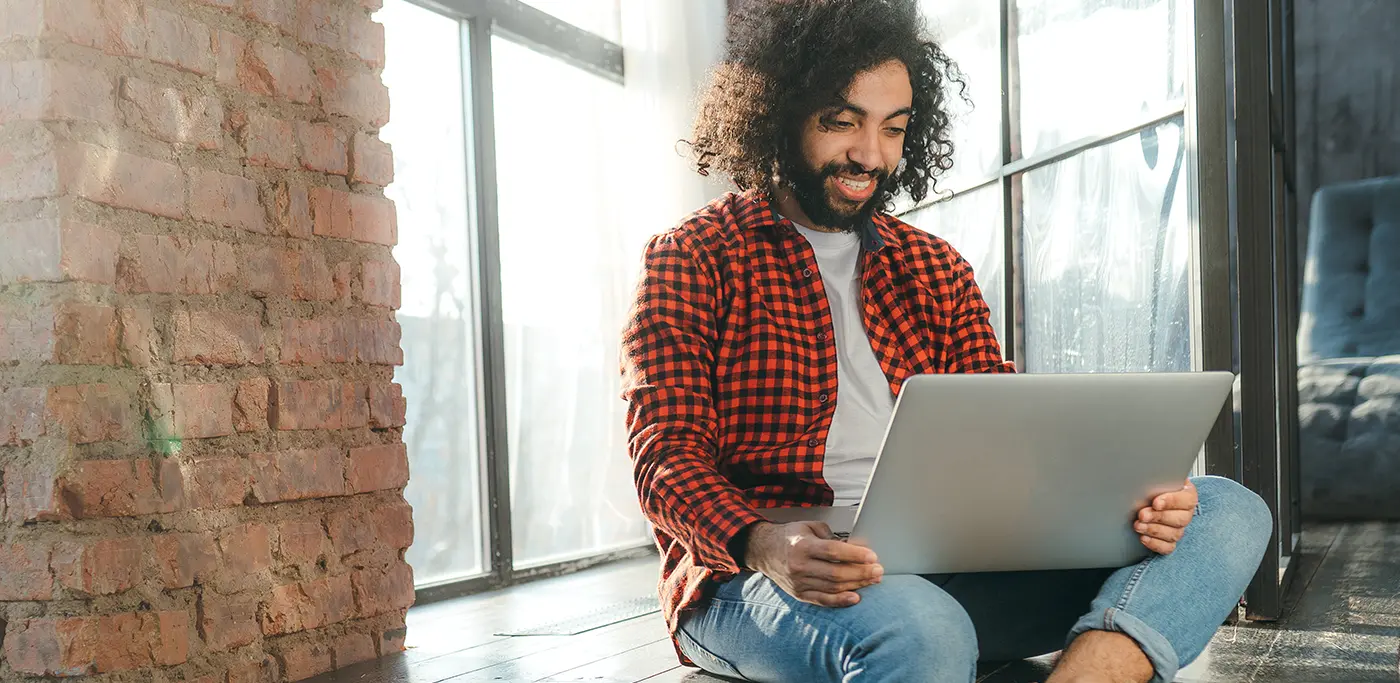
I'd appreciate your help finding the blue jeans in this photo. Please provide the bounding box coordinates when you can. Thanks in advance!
[677,476,1272,683]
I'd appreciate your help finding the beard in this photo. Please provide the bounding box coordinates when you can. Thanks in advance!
[780,155,896,233]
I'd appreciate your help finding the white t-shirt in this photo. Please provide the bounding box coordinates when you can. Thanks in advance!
[792,222,896,505]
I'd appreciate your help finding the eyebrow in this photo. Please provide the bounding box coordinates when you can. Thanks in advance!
[826,103,914,121]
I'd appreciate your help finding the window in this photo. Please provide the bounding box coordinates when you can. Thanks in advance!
[491,35,648,568]
[379,0,486,586]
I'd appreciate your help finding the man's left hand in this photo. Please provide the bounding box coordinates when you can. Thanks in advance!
[1135,479,1197,555]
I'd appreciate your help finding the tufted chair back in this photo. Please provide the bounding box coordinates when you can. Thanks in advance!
[1299,176,1400,363]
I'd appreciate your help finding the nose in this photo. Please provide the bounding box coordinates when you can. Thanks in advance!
[847,126,882,174]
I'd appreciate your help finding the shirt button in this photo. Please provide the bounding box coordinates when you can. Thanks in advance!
[807,438,819,448]
[819,393,829,403]
[802,268,813,277]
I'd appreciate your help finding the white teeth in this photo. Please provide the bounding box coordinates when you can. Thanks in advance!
[838,177,872,191]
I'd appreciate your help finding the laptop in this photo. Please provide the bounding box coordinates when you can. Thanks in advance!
[760,371,1236,575]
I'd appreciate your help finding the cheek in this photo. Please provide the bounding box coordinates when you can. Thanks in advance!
[882,138,905,170]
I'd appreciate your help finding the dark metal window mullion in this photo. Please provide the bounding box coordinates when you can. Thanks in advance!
[999,0,1019,366]
[466,15,516,589]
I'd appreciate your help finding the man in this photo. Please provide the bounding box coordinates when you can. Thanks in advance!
[620,1,1272,681]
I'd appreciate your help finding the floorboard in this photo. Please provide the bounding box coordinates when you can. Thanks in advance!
[309,522,1400,683]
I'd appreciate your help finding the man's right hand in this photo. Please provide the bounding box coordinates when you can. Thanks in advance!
[741,521,884,607]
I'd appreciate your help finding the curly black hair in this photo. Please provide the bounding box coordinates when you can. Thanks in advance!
[686,0,965,207]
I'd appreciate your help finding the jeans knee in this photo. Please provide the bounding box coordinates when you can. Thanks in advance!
[1191,476,1273,563]
[852,576,977,679]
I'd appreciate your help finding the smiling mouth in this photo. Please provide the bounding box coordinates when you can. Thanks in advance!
[832,174,877,202]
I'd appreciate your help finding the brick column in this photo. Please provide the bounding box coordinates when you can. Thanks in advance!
[0,0,411,681]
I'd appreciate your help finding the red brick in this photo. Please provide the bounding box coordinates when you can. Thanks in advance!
[326,508,375,557]
[310,186,351,240]
[280,318,327,365]
[271,182,313,238]
[33,0,145,57]
[198,593,260,651]
[226,658,276,683]
[296,122,347,175]
[0,542,55,600]
[351,133,393,186]
[249,448,346,502]
[262,574,354,635]
[296,0,344,50]
[271,380,368,431]
[241,246,337,301]
[351,562,415,617]
[277,518,326,565]
[184,456,250,509]
[239,40,314,103]
[152,532,218,588]
[316,67,389,127]
[360,259,400,309]
[213,29,246,87]
[117,307,158,367]
[334,631,377,668]
[174,310,264,365]
[0,305,55,363]
[347,13,385,69]
[47,383,131,444]
[349,193,396,246]
[369,383,406,428]
[347,443,408,494]
[146,7,213,75]
[242,0,295,34]
[0,217,120,285]
[0,123,60,202]
[275,640,332,681]
[60,142,185,219]
[0,60,117,125]
[118,234,239,294]
[378,625,408,655]
[3,617,98,676]
[53,304,118,365]
[235,377,271,432]
[151,382,235,439]
[60,459,163,518]
[370,501,414,550]
[52,537,142,596]
[4,460,65,521]
[189,167,267,232]
[119,76,221,148]
[3,610,188,675]
[237,111,296,170]
[218,522,273,576]
[194,0,236,8]
[1,388,48,445]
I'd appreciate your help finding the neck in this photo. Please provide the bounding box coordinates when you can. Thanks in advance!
[771,185,846,233]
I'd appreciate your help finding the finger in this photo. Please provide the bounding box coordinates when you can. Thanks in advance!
[1140,509,1193,528]
[1140,535,1177,555]
[1153,481,1199,511]
[792,557,884,584]
[798,590,860,608]
[1133,522,1185,543]
[806,538,879,566]
[801,521,835,540]
[796,576,881,595]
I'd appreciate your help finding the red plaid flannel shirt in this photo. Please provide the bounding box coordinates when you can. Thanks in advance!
[620,190,1014,660]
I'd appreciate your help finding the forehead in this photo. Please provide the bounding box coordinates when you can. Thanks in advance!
[842,60,913,114]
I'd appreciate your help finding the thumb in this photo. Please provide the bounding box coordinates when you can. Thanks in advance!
[802,521,834,540]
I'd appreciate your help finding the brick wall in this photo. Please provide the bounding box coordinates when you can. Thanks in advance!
[0,0,412,681]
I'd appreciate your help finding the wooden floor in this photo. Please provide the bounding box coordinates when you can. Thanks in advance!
[313,522,1400,683]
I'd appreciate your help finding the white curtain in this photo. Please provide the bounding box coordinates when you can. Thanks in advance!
[497,0,730,567]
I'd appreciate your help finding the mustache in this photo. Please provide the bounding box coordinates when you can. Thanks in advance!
[821,162,889,182]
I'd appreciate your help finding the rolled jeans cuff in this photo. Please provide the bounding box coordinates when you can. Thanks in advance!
[1067,606,1180,683]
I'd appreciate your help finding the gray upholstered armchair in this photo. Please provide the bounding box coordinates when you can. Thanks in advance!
[1297,175,1400,519]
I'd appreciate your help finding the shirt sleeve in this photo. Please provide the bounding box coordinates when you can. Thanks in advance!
[620,230,766,575]
[945,255,1017,374]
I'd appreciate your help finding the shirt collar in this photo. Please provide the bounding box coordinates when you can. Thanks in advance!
[742,189,889,252]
